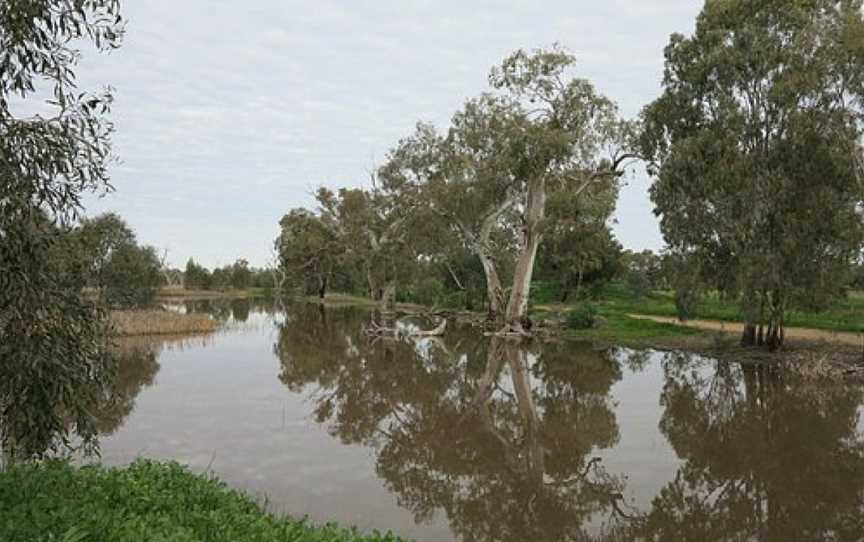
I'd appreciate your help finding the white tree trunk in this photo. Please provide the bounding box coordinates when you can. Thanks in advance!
[505,178,546,332]
[382,279,397,312]
[477,250,507,319]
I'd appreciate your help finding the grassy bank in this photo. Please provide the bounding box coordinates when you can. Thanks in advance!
[292,285,864,350]
[594,283,864,334]
[111,310,217,336]
[0,460,406,542]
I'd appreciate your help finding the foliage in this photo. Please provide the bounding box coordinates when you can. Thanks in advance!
[0,460,408,542]
[101,243,162,308]
[230,258,251,289]
[74,212,136,283]
[59,213,163,308]
[620,250,665,299]
[276,208,342,298]
[284,46,636,326]
[0,0,124,460]
[641,0,864,348]
[566,302,599,329]
[184,258,212,290]
[316,185,415,308]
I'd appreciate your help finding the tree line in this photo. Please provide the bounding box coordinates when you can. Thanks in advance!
[47,211,272,309]
[277,0,864,347]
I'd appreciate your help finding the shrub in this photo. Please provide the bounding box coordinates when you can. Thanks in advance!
[102,244,162,308]
[566,303,598,329]
[0,460,408,542]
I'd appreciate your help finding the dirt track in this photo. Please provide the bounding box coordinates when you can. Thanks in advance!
[627,314,864,347]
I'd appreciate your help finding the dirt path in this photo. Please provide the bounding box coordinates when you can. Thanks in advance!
[627,313,864,347]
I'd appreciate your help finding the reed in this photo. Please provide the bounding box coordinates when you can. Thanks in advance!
[111,310,217,337]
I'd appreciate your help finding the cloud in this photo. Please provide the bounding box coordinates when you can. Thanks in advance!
[79,0,702,267]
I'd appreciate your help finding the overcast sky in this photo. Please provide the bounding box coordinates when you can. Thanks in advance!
[79,1,702,268]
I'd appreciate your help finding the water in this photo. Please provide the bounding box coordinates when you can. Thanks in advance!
[97,300,864,541]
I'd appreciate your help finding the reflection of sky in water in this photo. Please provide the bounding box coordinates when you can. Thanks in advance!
[98,305,864,542]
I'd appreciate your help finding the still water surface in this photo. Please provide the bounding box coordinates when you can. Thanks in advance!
[100,300,864,541]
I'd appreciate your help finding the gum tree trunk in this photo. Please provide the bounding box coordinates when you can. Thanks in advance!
[382,279,397,312]
[504,178,546,333]
[318,275,328,299]
[477,250,507,320]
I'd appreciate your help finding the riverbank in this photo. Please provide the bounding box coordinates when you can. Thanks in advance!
[304,290,864,379]
[306,289,864,349]
[591,283,864,334]
[157,287,271,299]
[0,460,407,542]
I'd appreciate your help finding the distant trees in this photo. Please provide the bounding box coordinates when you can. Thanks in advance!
[184,259,211,290]
[100,244,162,308]
[183,258,266,292]
[621,250,666,299]
[642,0,864,349]
[0,0,124,459]
[70,213,162,308]
[276,209,341,298]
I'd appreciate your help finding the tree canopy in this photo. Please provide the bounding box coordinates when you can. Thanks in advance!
[642,0,864,349]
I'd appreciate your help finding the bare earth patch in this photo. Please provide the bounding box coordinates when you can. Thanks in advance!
[627,313,864,347]
[111,310,218,337]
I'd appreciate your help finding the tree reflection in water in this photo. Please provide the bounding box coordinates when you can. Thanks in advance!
[633,352,864,541]
[93,339,163,435]
[96,334,210,436]
[275,305,634,541]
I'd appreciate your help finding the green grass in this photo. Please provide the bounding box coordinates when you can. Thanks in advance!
[0,460,408,542]
[532,303,711,349]
[529,281,864,349]
[595,282,864,333]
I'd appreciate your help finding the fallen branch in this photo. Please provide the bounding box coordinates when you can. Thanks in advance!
[364,317,447,339]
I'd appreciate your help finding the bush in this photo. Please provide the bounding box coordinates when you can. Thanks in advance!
[411,276,447,306]
[566,303,598,329]
[529,280,562,305]
[0,460,408,542]
[102,244,162,308]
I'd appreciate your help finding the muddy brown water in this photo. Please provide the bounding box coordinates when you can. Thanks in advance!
[96,300,864,541]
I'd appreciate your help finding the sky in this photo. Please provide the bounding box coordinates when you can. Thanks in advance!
[78,0,703,269]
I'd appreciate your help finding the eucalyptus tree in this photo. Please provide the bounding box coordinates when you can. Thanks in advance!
[276,208,342,299]
[537,180,622,301]
[100,243,162,308]
[184,258,212,290]
[75,212,136,284]
[315,183,413,311]
[488,48,635,333]
[0,1,123,459]
[385,47,634,332]
[641,0,864,349]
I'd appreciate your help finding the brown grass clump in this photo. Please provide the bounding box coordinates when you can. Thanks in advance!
[111,310,218,337]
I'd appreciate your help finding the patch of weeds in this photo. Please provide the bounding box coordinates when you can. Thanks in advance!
[0,460,409,542]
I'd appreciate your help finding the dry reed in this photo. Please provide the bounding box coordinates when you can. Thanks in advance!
[111,310,218,337]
